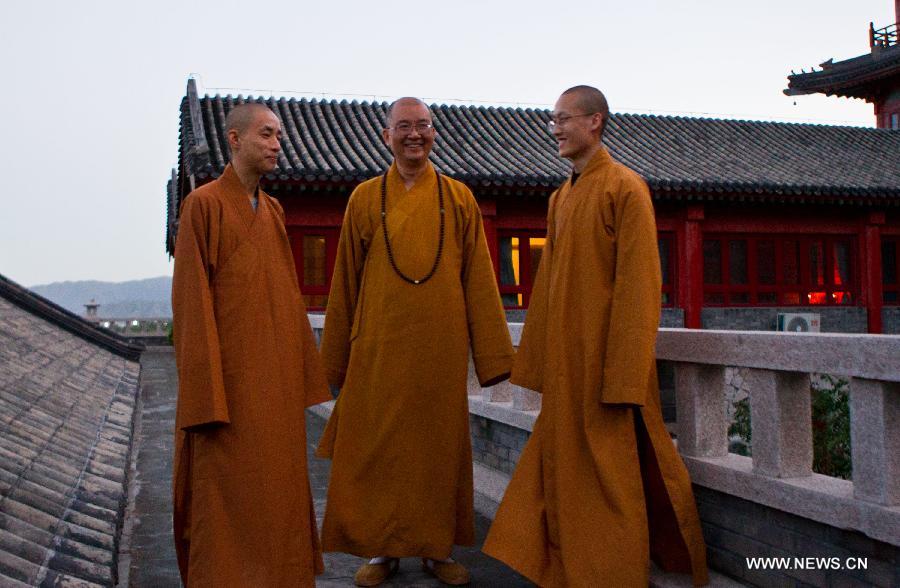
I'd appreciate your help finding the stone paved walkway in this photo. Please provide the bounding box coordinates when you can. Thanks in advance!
[122,348,180,587]
[124,349,533,587]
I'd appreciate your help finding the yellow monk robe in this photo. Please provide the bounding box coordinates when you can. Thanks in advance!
[483,149,709,587]
[316,162,514,558]
[171,164,331,587]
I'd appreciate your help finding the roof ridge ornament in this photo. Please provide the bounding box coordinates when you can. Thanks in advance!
[186,78,210,170]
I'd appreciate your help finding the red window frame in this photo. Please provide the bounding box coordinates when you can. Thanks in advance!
[883,237,900,305]
[659,233,676,307]
[496,230,677,309]
[702,234,857,306]
[287,226,339,310]
[496,230,545,309]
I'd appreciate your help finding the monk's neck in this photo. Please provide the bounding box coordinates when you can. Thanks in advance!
[395,160,429,190]
[570,143,602,174]
[231,160,262,200]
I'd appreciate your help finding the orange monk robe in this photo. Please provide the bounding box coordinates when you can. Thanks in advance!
[171,164,331,587]
[316,162,514,559]
[483,149,709,587]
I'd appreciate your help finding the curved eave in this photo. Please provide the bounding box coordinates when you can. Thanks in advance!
[187,165,900,205]
[785,46,900,99]
[650,181,900,206]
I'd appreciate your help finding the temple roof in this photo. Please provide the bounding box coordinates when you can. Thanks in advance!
[0,273,141,585]
[785,43,900,100]
[170,80,900,251]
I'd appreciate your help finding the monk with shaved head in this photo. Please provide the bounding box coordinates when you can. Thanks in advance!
[483,86,710,586]
[172,101,331,586]
[316,97,513,586]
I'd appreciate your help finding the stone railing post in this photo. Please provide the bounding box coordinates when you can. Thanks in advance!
[512,385,541,411]
[674,363,728,457]
[483,379,513,403]
[850,379,900,506]
[747,369,813,478]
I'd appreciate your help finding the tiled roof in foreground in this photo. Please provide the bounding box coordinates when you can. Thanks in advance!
[177,80,900,203]
[0,275,141,586]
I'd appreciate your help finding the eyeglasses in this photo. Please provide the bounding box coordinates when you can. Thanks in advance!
[390,122,434,135]
[546,113,598,132]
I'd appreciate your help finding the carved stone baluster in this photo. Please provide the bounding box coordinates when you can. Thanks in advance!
[850,378,900,506]
[675,363,728,457]
[747,369,812,478]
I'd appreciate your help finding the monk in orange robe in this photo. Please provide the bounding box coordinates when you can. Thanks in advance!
[316,97,514,586]
[483,86,709,586]
[171,103,331,587]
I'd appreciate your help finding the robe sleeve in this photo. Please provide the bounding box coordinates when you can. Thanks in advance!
[460,189,514,387]
[320,192,367,389]
[171,193,230,430]
[600,176,662,406]
[509,190,558,393]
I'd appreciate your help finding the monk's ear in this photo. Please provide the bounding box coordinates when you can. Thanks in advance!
[590,113,604,135]
[381,127,391,146]
[227,128,241,153]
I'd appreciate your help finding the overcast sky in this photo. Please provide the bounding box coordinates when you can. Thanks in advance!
[0,0,895,287]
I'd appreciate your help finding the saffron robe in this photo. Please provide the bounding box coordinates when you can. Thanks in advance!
[171,164,331,587]
[316,163,514,559]
[483,149,709,587]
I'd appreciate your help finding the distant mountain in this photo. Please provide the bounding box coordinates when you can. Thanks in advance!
[30,276,172,318]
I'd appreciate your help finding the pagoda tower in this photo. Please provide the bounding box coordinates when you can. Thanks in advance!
[786,1,900,129]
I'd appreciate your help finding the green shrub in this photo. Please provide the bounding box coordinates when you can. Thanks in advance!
[728,398,751,456]
[811,375,851,479]
[727,374,852,479]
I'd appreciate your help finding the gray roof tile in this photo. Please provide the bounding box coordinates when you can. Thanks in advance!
[0,278,140,586]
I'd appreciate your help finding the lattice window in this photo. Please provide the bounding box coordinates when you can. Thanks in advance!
[703,235,856,306]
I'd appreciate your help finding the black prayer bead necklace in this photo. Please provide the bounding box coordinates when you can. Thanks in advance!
[380,168,445,285]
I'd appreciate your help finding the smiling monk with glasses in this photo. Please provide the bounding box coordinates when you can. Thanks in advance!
[315,97,514,587]
[483,86,710,587]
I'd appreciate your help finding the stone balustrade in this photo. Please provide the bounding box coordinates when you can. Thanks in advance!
[654,328,900,547]
[465,324,900,549]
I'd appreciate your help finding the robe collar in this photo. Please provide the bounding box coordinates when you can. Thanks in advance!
[387,161,436,194]
[567,147,612,187]
[218,163,263,230]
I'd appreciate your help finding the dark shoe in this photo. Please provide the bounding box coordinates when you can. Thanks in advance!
[354,558,399,587]
[422,558,471,585]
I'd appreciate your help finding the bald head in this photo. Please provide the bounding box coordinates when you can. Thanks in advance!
[386,97,429,127]
[561,85,610,136]
[382,97,435,168]
[225,103,278,136]
[223,103,282,173]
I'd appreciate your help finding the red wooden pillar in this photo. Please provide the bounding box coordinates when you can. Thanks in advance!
[480,200,499,272]
[679,204,705,329]
[863,211,885,333]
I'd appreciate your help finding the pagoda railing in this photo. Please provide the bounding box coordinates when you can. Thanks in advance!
[870,21,898,49]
